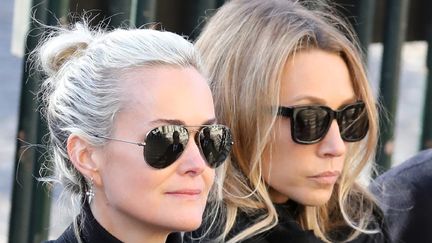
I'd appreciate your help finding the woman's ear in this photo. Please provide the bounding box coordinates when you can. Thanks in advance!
[67,134,101,185]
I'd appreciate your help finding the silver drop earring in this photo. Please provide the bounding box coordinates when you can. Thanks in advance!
[85,177,95,204]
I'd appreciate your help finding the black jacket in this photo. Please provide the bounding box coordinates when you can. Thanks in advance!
[370,149,432,243]
[185,201,389,243]
[44,203,182,243]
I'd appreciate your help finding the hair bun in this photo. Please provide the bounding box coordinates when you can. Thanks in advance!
[38,23,94,76]
[50,42,88,73]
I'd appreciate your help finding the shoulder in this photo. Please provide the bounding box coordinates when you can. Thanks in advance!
[347,230,391,243]
[43,224,78,243]
[370,149,432,203]
[184,207,262,243]
[231,208,323,243]
[370,149,432,243]
[374,149,432,185]
[328,216,390,243]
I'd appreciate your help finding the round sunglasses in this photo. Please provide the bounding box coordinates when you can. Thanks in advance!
[95,124,233,169]
[277,101,369,144]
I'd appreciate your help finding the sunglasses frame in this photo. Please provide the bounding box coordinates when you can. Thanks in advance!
[277,101,369,144]
[93,124,233,169]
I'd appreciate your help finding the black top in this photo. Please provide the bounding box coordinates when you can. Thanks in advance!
[370,149,432,243]
[44,202,182,243]
[185,201,389,243]
[230,202,323,243]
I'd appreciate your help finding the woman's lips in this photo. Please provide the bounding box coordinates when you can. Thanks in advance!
[308,171,340,184]
[165,189,202,199]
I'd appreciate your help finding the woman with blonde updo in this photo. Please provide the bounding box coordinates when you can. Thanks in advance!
[185,0,389,242]
[38,21,233,243]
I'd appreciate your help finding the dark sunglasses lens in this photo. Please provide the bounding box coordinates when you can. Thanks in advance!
[340,104,369,141]
[144,125,188,169]
[294,107,330,143]
[198,125,233,168]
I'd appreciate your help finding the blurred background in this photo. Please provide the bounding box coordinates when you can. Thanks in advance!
[1,0,430,242]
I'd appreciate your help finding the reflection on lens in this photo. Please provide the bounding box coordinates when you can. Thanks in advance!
[340,104,369,141]
[295,108,329,142]
[199,125,233,168]
[144,125,188,169]
[143,124,233,169]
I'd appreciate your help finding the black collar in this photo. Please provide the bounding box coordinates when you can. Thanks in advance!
[79,202,123,243]
[53,202,182,243]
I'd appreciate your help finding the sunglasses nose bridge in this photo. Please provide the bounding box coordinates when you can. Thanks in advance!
[181,130,209,166]
[330,108,344,128]
[322,108,345,140]
[180,127,203,152]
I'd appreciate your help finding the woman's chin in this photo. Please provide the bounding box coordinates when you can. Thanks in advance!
[296,189,334,206]
[167,212,204,232]
[172,221,202,232]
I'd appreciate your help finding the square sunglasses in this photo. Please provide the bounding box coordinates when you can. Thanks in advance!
[277,101,369,144]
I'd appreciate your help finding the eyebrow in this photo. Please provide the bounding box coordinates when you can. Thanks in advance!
[290,96,326,104]
[287,95,358,106]
[149,118,218,126]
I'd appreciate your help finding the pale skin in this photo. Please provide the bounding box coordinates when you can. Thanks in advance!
[67,66,216,243]
[263,49,356,206]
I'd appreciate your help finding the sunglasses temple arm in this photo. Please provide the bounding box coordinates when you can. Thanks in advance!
[94,135,145,147]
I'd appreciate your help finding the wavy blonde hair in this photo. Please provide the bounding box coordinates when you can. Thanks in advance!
[195,0,380,242]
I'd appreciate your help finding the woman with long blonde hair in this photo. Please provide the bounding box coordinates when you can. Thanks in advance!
[186,0,388,242]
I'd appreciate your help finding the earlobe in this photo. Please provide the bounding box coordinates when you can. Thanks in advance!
[67,134,100,182]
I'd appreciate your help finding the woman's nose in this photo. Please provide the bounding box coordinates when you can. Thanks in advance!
[317,120,346,158]
[176,138,208,176]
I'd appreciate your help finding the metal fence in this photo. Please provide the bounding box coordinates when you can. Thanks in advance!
[8,0,432,242]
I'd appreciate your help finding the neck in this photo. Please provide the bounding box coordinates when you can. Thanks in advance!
[268,187,289,203]
[90,197,170,243]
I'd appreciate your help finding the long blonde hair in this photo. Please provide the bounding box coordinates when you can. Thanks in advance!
[195,0,380,242]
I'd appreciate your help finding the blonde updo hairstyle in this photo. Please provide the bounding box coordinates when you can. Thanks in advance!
[195,0,380,242]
